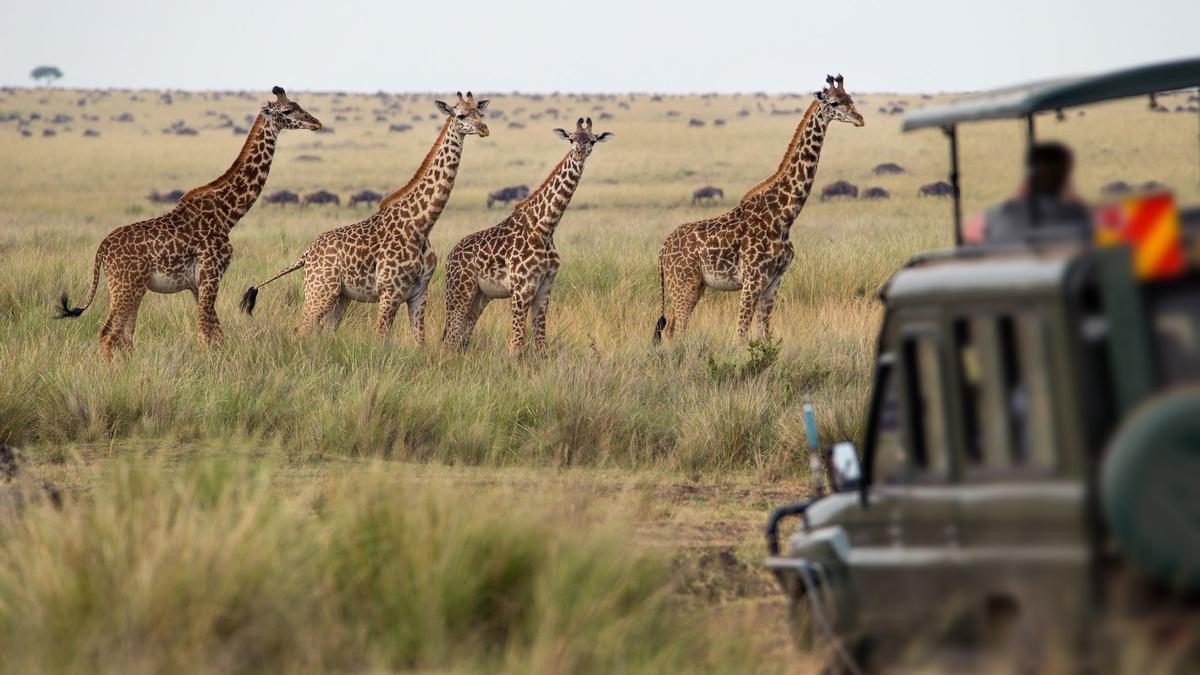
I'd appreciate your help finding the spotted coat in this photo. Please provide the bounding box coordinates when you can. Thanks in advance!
[243,92,489,345]
[654,75,864,342]
[442,117,612,357]
[57,87,321,360]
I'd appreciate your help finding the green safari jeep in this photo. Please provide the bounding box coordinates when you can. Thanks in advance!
[765,58,1200,672]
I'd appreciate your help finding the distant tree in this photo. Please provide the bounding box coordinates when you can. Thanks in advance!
[30,66,63,87]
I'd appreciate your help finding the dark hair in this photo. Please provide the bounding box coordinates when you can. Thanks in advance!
[1027,142,1073,196]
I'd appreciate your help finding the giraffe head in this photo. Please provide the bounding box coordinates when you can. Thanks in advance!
[435,91,490,137]
[552,117,613,161]
[813,74,864,127]
[261,86,323,131]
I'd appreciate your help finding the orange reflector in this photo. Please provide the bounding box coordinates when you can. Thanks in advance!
[1094,192,1185,280]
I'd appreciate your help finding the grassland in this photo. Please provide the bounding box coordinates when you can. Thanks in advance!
[1,85,1199,672]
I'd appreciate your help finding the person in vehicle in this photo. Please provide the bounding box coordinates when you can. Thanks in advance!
[962,142,1092,244]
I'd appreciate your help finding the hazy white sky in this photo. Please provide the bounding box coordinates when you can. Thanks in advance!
[2,0,1197,94]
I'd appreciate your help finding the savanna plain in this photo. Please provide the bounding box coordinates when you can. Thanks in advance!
[1,85,1198,673]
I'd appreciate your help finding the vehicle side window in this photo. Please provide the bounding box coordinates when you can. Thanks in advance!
[901,333,950,477]
[959,317,1015,470]
[997,315,1057,471]
[870,365,911,484]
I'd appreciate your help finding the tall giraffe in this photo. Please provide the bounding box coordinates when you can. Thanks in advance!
[654,75,863,343]
[442,117,612,357]
[241,92,489,344]
[56,87,321,360]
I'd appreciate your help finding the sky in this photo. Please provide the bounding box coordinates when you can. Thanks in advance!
[2,0,1198,94]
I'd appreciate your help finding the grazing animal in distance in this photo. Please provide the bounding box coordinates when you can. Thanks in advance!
[242,91,490,345]
[872,162,905,176]
[655,74,864,343]
[302,190,340,207]
[821,180,858,201]
[862,186,890,199]
[1101,180,1131,195]
[692,186,724,205]
[918,181,953,197]
[487,185,531,209]
[442,118,612,357]
[146,189,185,204]
[263,189,300,205]
[348,190,383,208]
[56,87,321,360]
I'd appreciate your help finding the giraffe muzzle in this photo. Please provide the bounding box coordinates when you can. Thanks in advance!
[476,124,490,138]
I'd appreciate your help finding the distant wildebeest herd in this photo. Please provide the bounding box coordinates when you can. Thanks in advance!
[47,77,1174,361]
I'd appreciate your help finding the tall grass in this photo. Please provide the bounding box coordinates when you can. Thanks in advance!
[0,456,768,674]
[2,88,1197,475]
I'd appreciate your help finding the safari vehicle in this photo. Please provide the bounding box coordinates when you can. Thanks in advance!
[765,58,1200,672]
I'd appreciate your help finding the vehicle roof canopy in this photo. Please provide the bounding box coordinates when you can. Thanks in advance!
[883,248,1081,306]
[903,57,1200,131]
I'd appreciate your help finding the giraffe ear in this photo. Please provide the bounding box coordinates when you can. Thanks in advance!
[434,100,455,116]
[814,90,827,102]
[552,128,571,140]
[476,99,490,111]
[594,132,613,142]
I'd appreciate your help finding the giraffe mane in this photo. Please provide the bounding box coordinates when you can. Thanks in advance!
[378,117,452,211]
[740,99,819,201]
[512,152,571,213]
[179,114,267,204]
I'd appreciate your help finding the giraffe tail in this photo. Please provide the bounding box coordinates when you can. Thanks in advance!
[652,261,667,344]
[55,248,103,319]
[241,258,305,316]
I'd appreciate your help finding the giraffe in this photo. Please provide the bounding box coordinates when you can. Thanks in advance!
[241,92,489,345]
[56,87,321,360]
[653,75,863,343]
[442,117,612,357]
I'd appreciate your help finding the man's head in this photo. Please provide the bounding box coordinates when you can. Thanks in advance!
[1028,142,1073,197]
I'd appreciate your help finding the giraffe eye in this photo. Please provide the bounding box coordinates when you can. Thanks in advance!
[830,102,840,108]
[456,113,466,119]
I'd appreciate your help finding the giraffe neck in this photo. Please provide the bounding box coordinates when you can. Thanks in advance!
[377,118,466,237]
[179,114,278,227]
[745,101,830,231]
[512,152,585,244]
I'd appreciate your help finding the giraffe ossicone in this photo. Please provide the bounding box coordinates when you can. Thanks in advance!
[242,91,490,345]
[654,74,864,343]
[56,86,321,360]
[442,117,613,357]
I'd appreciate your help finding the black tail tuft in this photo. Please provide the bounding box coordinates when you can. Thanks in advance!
[652,315,667,345]
[240,287,259,316]
[55,293,84,319]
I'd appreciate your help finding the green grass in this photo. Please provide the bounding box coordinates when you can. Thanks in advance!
[5,89,1193,478]
[2,86,1199,672]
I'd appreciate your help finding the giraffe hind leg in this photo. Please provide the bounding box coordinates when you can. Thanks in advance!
[99,281,146,360]
[321,296,351,330]
[299,282,343,333]
[664,272,704,341]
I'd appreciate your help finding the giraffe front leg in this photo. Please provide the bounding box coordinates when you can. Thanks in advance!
[755,273,785,339]
[530,269,557,356]
[375,289,404,338]
[406,259,435,348]
[195,249,231,348]
[196,279,223,347]
[735,273,767,341]
[406,287,429,348]
[508,283,536,358]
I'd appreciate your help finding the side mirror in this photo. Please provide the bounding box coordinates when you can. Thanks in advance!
[827,442,862,492]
